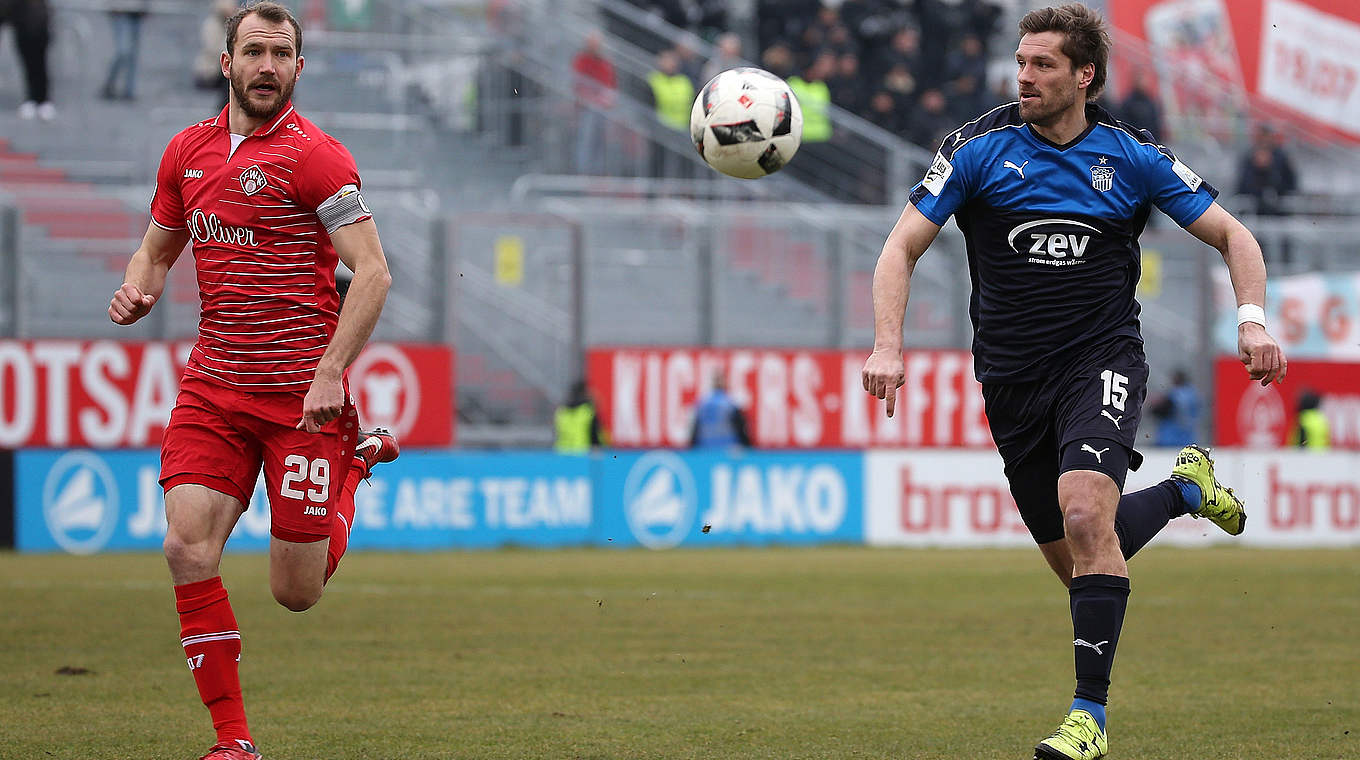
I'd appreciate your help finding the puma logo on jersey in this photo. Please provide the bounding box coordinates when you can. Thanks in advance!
[1081,444,1110,463]
[183,169,203,179]
[1003,160,1028,178]
[1101,410,1123,429]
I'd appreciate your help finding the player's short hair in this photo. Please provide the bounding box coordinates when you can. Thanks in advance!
[1019,3,1109,101]
[226,1,303,57]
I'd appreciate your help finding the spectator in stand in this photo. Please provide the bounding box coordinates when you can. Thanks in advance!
[101,0,151,101]
[1290,390,1330,450]
[1149,368,1201,447]
[1115,68,1164,138]
[647,48,695,176]
[881,62,919,120]
[690,374,752,449]
[828,51,868,115]
[866,89,905,135]
[757,0,819,56]
[4,0,55,120]
[944,32,991,119]
[194,0,240,107]
[700,31,743,86]
[761,41,796,85]
[554,380,608,453]
[673,36,705,86]
[905,88,954,151]
[789,49,835,144]
[1236,124,1298,217]
[870,26,920,87]
[1235,124,1299,264]
[572,32,618,175]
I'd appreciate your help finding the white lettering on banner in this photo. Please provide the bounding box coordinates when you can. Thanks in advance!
[1323,395,1360,449]
[612,353,643,444]
[645,353,663,445]
[1259,0,1360,138]
[482,477,591,529]
[0,342,37,445]
[33,342,82,445]
[703,464,846,534]
[394,479,475,529]
[80,342,130,447]
[933,352,962,444]
[129,466,166,538]
[128,344,180,445]
[354,479,388,529]
[665,352,694,445]
[791,354,823,446]
[757,353,788,445]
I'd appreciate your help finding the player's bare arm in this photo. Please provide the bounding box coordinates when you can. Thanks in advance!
[862,202,941,417]
[109,222,190,325]
[1185,202,1288,386]
[297,218,392,432]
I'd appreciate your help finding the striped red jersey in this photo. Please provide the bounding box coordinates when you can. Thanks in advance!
[150,103,371,390]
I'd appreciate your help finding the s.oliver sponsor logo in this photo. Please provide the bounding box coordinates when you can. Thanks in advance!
[0,340,455,448]
[587,348,991,449]
[188,208,257,247]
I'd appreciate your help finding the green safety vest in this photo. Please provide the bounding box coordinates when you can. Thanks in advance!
[648,71,694,131]
[555,403,596,453]
[1295,408,1330,450]
[788,76,831,142]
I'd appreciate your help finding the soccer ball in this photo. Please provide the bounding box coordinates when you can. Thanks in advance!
[690,67,803,179]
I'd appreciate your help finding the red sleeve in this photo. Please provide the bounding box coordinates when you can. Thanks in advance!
[149,134,185,229]
[294,138,363,211]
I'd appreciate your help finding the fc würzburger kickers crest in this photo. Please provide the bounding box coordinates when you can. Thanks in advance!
[1090,159,1115,192]
[238,165,269,196]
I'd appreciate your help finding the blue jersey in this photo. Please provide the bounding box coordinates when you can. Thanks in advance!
[909,102,1218,383]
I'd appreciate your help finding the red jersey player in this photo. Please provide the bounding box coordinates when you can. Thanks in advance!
[108,4,399,758]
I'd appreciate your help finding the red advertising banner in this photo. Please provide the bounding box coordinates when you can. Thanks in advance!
[586,347,993,449]
[1214,356,1360,449]
[0,340,454,448]
[1110,0,1360,142]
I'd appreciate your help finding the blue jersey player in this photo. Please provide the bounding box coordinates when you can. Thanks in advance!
[861,4,1287,759]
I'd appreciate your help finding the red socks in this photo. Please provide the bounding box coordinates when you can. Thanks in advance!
[325,456,367,582]
[175,576,251,748]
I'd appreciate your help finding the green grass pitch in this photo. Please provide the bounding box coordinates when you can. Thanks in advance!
[1,547,1356,759]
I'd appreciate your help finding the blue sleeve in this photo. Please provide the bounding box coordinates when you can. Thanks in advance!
[1138,142,1218,227]
[908,145,975,226]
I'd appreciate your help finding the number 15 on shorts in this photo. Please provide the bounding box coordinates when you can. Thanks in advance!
[281,454,330,502]
[1101,369,1129,411]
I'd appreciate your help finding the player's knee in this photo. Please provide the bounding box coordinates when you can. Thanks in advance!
[1062,502,1112,549]
[271,583,322,612]
[162,532,215,575]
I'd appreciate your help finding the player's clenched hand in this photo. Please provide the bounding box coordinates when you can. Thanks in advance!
[862,348,906,418]
[1239,322,1287,386]
[109,283,155,325]
[297,373,345,433]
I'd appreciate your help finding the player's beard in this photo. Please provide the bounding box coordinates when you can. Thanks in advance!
[1018,86,1078,128]
[230,67,295,120]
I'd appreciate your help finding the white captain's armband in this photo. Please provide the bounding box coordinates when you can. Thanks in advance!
[921,151,954,196]
[316,184,372,233]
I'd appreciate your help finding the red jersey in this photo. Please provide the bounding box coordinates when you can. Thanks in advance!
[150,103,371,390]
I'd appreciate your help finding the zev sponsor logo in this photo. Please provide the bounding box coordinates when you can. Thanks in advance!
[623,451,697,549]
[1007,219,1099,267]
[42,451,119,555]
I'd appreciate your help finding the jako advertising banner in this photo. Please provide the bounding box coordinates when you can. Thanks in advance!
[0,340,455,447]
[587,347,990,449]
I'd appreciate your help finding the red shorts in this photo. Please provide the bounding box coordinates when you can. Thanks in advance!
[160,375,359,543]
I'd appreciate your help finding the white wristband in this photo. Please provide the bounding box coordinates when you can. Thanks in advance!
[1237,303,1267,328]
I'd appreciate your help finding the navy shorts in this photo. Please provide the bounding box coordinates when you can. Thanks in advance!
[981,340,1148,544]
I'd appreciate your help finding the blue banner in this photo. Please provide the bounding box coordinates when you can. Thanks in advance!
[14,449,863,553]
[596,450,864,548]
